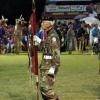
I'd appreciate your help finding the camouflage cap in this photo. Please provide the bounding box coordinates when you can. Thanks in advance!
[41,20,54,30]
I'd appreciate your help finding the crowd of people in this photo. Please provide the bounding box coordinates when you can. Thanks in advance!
[54,19,100,54]
[0,14,100,55]
[0,17,28,54]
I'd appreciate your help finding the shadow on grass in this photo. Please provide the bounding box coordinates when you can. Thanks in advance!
[8,92,35,100]
[96,84,100,99]
[61,53,93,55]
[82,84,100,99]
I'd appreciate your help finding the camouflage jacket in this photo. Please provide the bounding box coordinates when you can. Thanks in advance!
[41,28,60,73]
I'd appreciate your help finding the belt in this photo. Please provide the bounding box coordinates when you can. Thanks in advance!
[43,55,52,60]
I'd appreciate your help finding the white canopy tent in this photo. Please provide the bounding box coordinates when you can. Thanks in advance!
[81,17,100,29]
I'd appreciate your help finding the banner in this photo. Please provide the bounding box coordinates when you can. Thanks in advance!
[48,0,92,1]
[45,5,87,13]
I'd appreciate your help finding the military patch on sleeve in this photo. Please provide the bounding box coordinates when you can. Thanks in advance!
[52,37,56,42]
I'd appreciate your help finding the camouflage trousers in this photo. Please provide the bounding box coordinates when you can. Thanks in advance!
[39,59,59,100]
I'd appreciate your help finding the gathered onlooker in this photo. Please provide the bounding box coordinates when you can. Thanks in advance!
[6,36,14,53]
[73,20,81,51]
[67,22,75,54]
[76,21,86,52]
[81,24,89,52]
[83,24,90,52]
[91,24,99,54]
[0,20,5,54]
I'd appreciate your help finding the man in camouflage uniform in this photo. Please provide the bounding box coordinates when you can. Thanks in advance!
[34,20,60,100]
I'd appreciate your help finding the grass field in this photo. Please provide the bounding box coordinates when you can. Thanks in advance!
[0,53,100,100]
